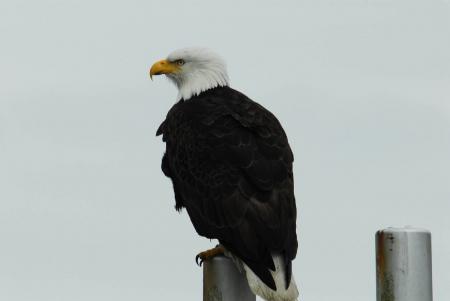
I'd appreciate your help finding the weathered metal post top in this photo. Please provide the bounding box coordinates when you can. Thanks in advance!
[376,227,433,301]
[203,255,256,301]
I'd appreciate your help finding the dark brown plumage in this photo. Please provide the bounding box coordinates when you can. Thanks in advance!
[157,86,297,290]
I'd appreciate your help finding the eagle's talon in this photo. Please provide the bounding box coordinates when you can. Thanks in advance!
[195,254,203,267]
[195,246,225,267]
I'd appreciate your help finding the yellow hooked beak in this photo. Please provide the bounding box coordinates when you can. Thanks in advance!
[149,59,180,80]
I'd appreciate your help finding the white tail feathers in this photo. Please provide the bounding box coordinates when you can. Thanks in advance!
[224,250,299,301]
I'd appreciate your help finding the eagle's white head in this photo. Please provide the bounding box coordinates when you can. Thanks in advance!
[150,47,230,100]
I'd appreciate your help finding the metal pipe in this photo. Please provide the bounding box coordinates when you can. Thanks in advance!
[376,227,433,301]
[203,255,256,301]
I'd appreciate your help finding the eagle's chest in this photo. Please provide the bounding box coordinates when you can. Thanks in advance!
[163,110,211,180]
[164,101,212,151]
[165,111,201,153]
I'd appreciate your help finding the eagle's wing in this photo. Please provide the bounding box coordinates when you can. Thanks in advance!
[159,87,297,289]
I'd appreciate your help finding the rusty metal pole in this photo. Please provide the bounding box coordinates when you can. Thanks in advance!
[203,255,256,301]
[376,227,433,301]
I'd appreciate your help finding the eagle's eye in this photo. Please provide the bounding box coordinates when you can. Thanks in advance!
[174,59,185,66]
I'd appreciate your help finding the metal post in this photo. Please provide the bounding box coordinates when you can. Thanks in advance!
[376,227,433,301]
[203,255,256,301]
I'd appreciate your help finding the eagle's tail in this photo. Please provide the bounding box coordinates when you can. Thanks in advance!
[225,250,299,301]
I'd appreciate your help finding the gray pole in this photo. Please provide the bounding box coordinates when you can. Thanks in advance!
[203,255,256,301]
[376,227,433,301]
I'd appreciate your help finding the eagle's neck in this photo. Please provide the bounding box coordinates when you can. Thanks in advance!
[171,67,229,101]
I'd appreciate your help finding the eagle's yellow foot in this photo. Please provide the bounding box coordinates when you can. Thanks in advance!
[195,245,225,266]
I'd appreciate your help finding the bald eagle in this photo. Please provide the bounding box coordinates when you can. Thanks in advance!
[150,48,298,301]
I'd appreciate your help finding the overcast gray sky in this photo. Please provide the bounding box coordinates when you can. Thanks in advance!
[1,0,449,300]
